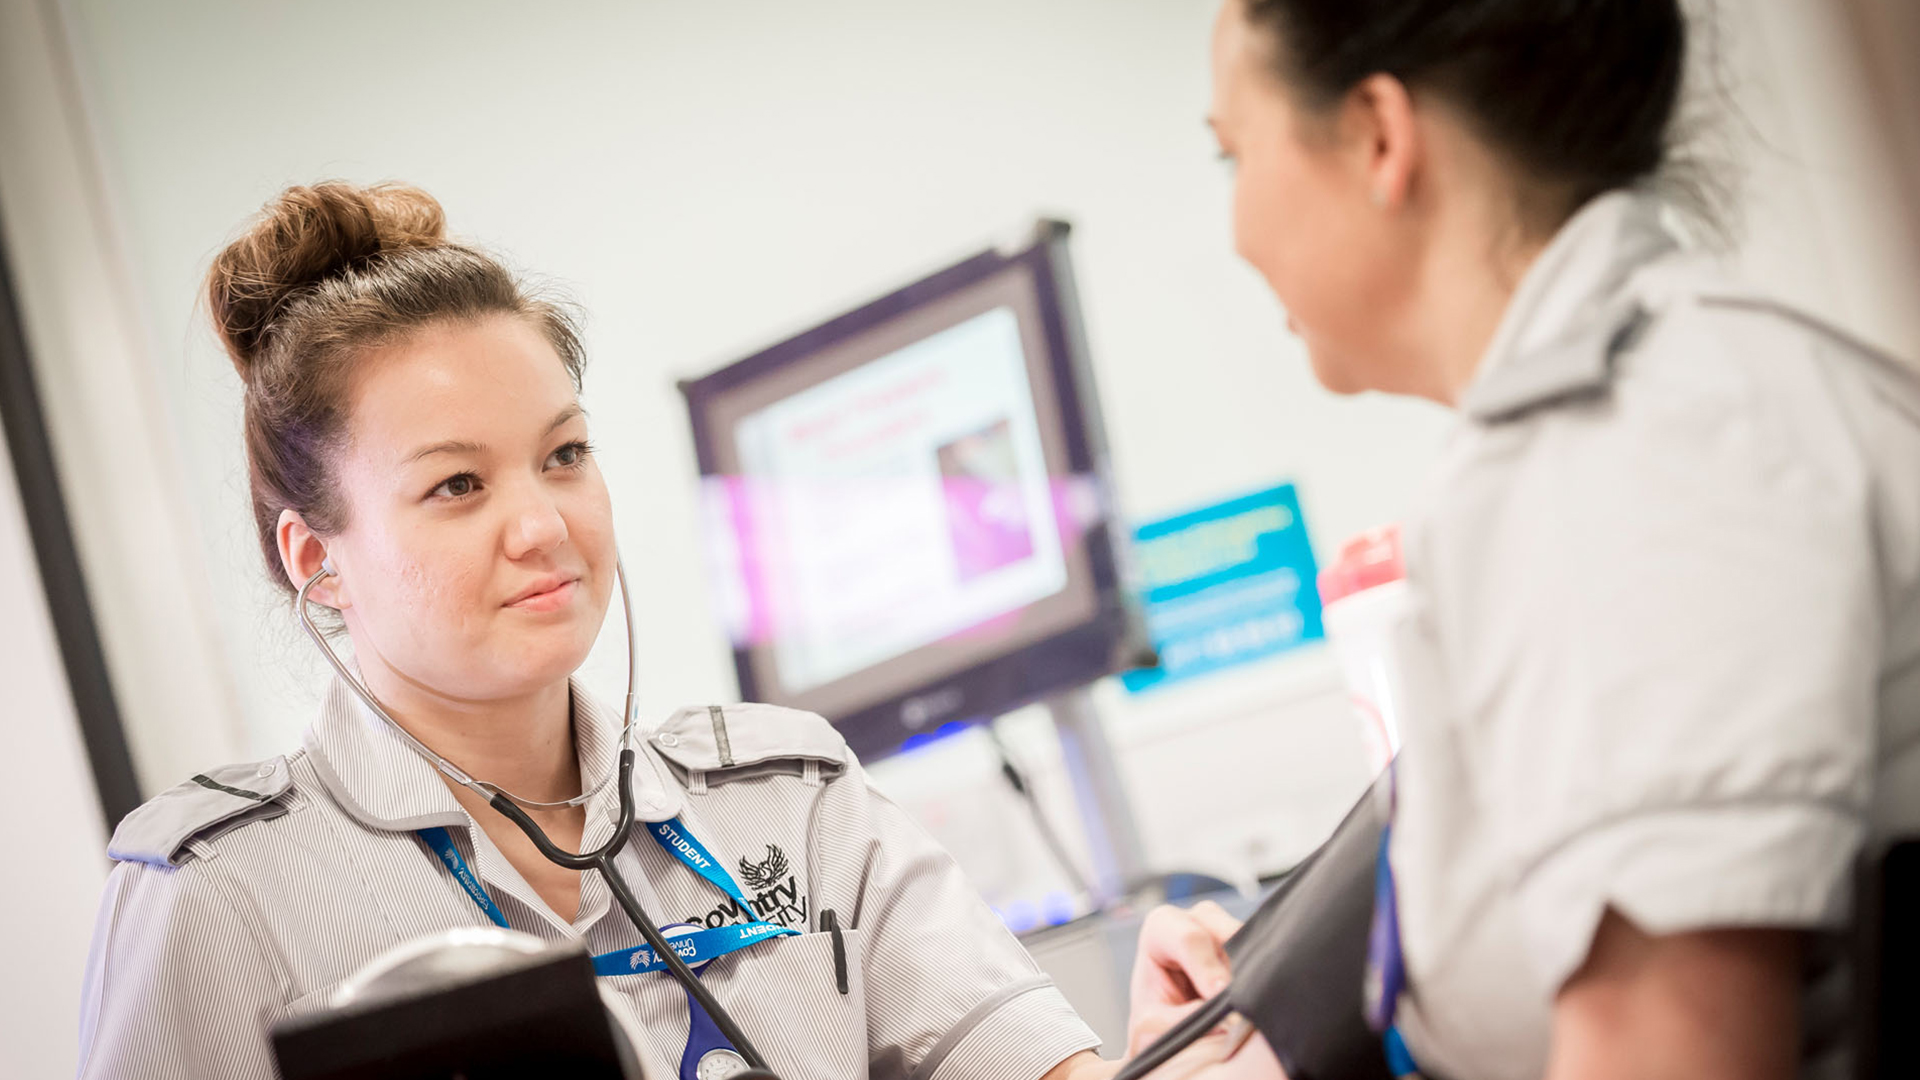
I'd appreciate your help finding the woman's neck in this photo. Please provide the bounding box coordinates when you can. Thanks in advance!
[352,650,582,805]
[1386,216,1547,407]
[1391,125,1557,406]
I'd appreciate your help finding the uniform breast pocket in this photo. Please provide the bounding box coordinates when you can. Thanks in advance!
[719,926,868,1079]
[277,977,351,1024]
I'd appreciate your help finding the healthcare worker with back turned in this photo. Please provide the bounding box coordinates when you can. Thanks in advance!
[75,182,1114,1080]
[1124,1,1920,1079]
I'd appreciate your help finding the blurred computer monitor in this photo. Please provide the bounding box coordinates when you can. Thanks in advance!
[681,221,1148,760]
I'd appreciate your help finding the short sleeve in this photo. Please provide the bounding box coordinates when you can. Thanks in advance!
[78,859,283,1080]
[823,762,1100,1080]
[1445,343,1882,995]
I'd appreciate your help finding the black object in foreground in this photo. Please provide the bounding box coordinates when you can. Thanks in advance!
[271,947,625,1080]
[1854,835,1918,1080]
[1115,773,1395,1080]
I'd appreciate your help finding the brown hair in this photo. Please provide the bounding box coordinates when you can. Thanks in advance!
[205,181,586,593]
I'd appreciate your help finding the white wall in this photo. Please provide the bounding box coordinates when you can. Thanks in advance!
[0,427,110,1077]
[1712,0,1920,358]
[14,0,1917,896]
[0,0,247,799]
[0,0,234,1067]
[52,0,1453,762]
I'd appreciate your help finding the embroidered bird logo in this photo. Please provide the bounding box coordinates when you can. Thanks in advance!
[738,845,790,891]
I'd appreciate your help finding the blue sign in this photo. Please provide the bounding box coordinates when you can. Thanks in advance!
[1122,483,1322,692]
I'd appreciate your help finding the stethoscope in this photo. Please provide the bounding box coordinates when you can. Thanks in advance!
[298,557,784,1080]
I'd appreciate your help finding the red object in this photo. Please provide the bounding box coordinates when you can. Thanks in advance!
[1318,525,1405,605]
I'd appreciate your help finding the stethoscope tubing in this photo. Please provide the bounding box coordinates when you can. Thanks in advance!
[1110,992,1233,1080]
[296,557,776,1074]
[485,750,773,1071]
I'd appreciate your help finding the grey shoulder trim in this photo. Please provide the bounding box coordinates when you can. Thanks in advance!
[1698,293,1920,405]
[908,975,1054,1080]
[107,755,296,868]
[190,773,274,802]
[708,704,736,767]
[651,702,849,779]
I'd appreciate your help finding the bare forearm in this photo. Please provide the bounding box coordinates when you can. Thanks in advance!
[1547,910,1800,1080]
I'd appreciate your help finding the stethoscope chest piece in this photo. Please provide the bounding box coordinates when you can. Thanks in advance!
[667,923,752,1080]
[695,1048,751,1080]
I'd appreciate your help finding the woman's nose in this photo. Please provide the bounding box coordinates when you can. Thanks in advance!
[503,487,569,559]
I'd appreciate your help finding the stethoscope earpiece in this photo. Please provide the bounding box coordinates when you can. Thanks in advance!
[321,555,337,577]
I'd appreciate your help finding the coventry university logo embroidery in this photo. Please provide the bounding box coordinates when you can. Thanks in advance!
[738,845,789,890]
[688,843,809,930]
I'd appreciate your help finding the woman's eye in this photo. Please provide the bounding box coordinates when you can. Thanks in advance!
[431,473,480,499]
[547,440,594,470]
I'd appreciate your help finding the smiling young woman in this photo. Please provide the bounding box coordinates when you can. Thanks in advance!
[1124,1,1920,1078]
[77,181,1117,1080]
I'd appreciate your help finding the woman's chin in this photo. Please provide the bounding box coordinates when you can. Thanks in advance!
[1303,340,1387,397]
[1305,354,1364,396]
[474,636,598,696]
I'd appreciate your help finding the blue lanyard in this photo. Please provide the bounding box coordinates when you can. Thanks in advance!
[418,817,798,977]
[646,818,758,911]
[1363,764,1422,1078]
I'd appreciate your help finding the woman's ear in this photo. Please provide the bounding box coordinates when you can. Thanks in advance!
[1347,73,1420,211]
[277,509,349,610]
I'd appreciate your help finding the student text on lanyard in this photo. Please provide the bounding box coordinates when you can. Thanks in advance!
[419,817,797,1080]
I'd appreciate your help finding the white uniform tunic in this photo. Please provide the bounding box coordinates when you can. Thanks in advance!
[77,680,1099,1080]
[1387,191,1920,1080]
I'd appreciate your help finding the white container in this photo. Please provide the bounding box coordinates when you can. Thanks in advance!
[1319,526,1414,776]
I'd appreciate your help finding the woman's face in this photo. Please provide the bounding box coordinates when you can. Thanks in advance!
[319,315,615,703]
[1208,0,1419,395]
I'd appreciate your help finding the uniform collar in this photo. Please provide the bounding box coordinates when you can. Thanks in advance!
[302,671,683,834]
[1459,190,1678,423]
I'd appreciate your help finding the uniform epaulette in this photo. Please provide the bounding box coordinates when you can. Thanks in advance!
[1460,297,1649,424]
[648,703,848,780]
[107,757,295,867]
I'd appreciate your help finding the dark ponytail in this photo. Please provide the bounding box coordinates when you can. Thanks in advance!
[1241,0,1687,229]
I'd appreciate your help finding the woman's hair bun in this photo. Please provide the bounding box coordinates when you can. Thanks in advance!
[206,181,448,380]
[205,179,584,594]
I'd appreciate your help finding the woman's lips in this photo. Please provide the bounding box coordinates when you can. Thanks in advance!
[506,579,579,612]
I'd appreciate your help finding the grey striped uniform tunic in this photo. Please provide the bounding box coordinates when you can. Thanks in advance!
[77,678,1099,1079]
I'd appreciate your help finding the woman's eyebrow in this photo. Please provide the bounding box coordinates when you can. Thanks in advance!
[401,408,583,465]
[404,438,485,464]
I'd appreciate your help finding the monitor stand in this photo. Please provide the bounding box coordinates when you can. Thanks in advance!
[1046,686,1150,906]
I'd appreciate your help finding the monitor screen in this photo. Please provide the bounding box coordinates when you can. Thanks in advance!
[682,222,1145,759]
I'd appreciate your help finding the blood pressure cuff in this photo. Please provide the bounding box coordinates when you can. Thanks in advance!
[1218,772,1395,1080]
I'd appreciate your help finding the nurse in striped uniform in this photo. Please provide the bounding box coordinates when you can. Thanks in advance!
[1124,1,1920,1078]
[77,181,1113,1080]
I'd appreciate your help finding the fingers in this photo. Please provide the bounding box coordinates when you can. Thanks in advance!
[1217,1015,1256,1060]
[1142,1030,1288,1080]
[1135,904,1238,1003]
[1187,901,1245,945]
[1127,998,1207,1058]
[1126,903,1247,1058]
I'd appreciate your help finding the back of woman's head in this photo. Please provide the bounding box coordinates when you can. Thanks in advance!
[206,181,585,592]
[1241,0,1688,230]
